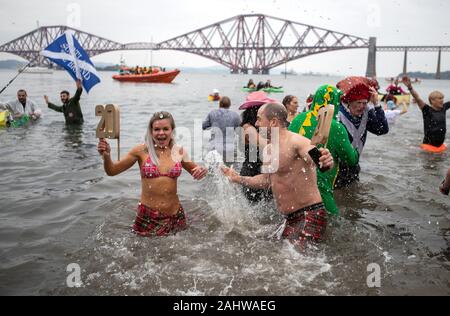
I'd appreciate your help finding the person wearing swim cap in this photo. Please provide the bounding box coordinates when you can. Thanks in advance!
[209,89,221,102]
[289,85,359,216]
[335,77,389,188]
[384,98,408,125]
[97,112,208,237]
[403,76,450,150]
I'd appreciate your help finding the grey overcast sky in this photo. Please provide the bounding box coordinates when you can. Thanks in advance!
[1,0,449,76]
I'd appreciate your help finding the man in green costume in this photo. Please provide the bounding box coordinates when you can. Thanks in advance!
[289,85,359,216]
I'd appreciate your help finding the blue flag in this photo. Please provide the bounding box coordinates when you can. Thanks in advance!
[41,31,101,93]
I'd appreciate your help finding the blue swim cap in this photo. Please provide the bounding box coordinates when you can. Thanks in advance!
[387,100,396,110]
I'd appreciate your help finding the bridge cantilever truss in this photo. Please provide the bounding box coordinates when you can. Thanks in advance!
[157,14,369,74]
[0,26,123,67]
[0,14,448,76]
[0,14,369,74]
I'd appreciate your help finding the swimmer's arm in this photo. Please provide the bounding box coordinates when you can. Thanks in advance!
[98,139,139,176]
[400,103,408,115]
[180,147,208,180]
[222,167,271,189]
[403,76,426,110]
[239,174,271,189]
[295,135,334,172]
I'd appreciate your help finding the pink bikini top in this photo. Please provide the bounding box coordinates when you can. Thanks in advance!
[141,155,182,179]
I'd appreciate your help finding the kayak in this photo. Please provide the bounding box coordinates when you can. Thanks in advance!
[0,111,31,128]
[0,111,8,128]
[208,95,221,102]
[242,87,284,94]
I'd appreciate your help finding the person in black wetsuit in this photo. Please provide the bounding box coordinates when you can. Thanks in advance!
[403,76,450,148]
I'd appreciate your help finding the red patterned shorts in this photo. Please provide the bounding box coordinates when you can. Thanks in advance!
[281,203,327,243]
[132,203,187,237]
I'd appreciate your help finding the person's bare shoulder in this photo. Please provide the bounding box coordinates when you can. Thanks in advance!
[288,131,311,147]
[130,144,147,156]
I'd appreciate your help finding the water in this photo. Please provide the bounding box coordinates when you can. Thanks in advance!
[0,70,449,296]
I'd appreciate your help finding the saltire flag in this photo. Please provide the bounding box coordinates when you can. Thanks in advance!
[41,31,101,93]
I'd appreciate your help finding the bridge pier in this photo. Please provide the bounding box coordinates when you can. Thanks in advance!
[436,48,442,80]
[403,49,408,75]
[366,37,377,78]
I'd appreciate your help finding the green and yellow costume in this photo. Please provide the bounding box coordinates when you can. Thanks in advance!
[289,85,359,215]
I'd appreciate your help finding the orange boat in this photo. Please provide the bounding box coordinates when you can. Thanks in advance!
[112,69,180,83]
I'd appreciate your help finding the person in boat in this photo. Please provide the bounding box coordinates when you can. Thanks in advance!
[247,79,256,89]
[238,91,276,203]
[386,78,407,96]
[2,89,41,121]
[440,168,450,196]
[335,78,389,188]
[264,80,281,89]
[45,79,84,125]
[97,111,208,237]
[209,89,221,102]
[403,76,450,150]
[289,85,359,216]
[282,95,299,127]
[256,81,266,91]
[222,103,334,244]
[202,96,241,165]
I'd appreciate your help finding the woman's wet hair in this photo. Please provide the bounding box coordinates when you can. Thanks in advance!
[241,106,260,127]
[282,95,296,108]
[220,96,231,109]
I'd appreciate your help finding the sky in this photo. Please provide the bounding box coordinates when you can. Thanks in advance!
[0,0,449,76]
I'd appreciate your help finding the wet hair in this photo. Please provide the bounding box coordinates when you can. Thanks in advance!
[262,103,288,128]
[282,95,296,108]
[145,111,176,167]
[60,90,70,96]
[429,91,444,104]
[220,96,231,109]
[241,106,259,127]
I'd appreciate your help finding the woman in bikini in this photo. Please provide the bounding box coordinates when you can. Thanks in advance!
[97,111,208,237]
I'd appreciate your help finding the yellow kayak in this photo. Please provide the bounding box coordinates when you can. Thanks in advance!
[0,111,8,128]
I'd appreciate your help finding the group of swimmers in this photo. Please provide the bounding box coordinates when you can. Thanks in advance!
[123,66,166,75]
[246,79,281,90]
[0,80,84,126]
[2,74,448,246]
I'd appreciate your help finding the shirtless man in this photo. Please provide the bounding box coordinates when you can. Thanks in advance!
[222,103,334,243]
